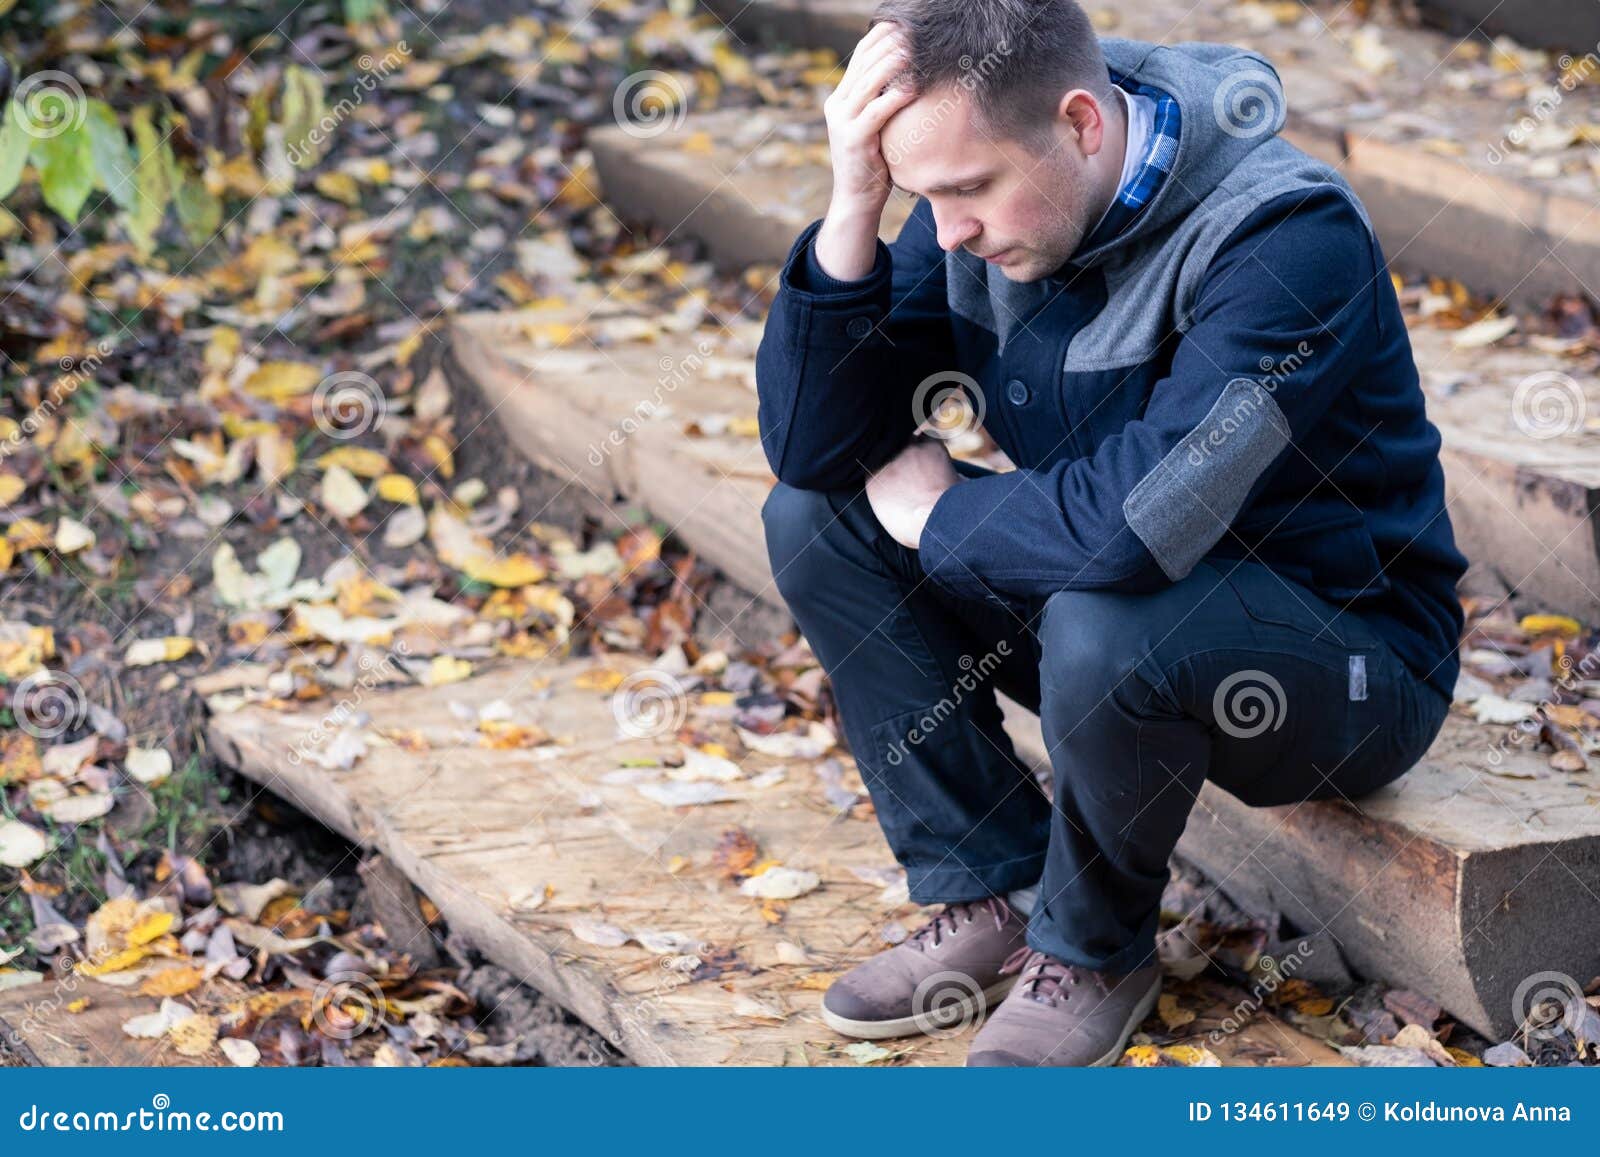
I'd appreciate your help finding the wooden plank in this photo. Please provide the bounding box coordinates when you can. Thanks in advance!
[447,313,1600,1038]
[207,659,1345,1066]
[0,981,211,1067]
[693,0,1600,305]
[590,108,912,272]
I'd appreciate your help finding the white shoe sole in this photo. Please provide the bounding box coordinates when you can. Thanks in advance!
[1088,975,1164,1067]
[821,975,1019,1041]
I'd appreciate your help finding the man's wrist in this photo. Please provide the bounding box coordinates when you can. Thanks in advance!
[815,202,884,281]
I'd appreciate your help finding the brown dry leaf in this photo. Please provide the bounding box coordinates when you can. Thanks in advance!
[712,827,760,879]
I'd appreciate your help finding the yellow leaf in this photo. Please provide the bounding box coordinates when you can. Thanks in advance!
[727,416,761,438]
[1521,614,1582,638]
[421,433,455,479]
[461,553,547,588]
[0,474,25,504]
[140,965,206,997]
[575,667,626,692]
[699,691,736,707]
[1122,1044,1165,1067]
[76,946,149,976]
[127,910,175,947]
[66,997,91,1013]
[244,361,321,402]
[0,540,13,573]
[1447,1047,1484,1067]
[125,636,196,666]
[7,519,52,550]
[1157,992,1196,1030]
[426,655,473,686]
[375,473,420,505]
[316,446,391,478]
[168,1013,219,1057]
[313,171,362,204]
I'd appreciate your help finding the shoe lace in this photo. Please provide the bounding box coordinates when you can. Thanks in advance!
[1001,948,1105,1003]
[909,897,1015,951]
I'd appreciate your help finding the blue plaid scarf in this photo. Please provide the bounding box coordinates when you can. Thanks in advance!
[1077,72,1181,253]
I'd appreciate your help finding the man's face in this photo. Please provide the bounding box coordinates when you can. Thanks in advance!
[881,84,1101,282]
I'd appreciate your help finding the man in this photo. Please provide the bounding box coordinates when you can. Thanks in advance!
[756,0,1467,1066]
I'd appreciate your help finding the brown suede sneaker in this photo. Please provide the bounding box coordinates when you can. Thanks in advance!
[964,949,1163,1066]
[820,897,1029,1040]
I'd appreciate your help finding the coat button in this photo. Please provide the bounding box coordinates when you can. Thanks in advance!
[1006,378,1030,405]
[845,316,874,339]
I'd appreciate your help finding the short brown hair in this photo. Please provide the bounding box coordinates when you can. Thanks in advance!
[871,0,1113,138]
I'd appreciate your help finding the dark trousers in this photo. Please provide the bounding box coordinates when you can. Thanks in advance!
[761,473,1451,975]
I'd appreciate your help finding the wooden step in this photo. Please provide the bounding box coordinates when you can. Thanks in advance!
[0,981,212,1067]
[669,0,1600,306]
[207,657,1347,1066]
[589,108,912,273]
[448,309,1600,1038]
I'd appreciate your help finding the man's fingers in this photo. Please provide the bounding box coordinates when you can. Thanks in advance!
[859,80,919,135]
[838,21,897,89]
[839,27,906,105]
[844,46,911,116]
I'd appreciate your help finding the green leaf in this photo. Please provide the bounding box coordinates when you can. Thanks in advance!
[279,65,326,169]
[32,121,94,223]
[173,169,221,247]
[124,106,172,255]
[0,102,29,202]
[84,101,138,213]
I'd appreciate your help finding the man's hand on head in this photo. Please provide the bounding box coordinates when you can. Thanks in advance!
[814,22,917,280]
[866,437,962,551]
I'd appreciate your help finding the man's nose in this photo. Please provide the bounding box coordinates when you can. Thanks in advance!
[934,212,978,254]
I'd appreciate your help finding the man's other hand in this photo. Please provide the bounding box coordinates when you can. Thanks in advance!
[866,437,961,550]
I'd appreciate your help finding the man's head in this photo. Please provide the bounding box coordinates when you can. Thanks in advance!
[872,0,1123,281]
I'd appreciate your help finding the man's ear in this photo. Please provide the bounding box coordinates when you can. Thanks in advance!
[1055,89,1106,156]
